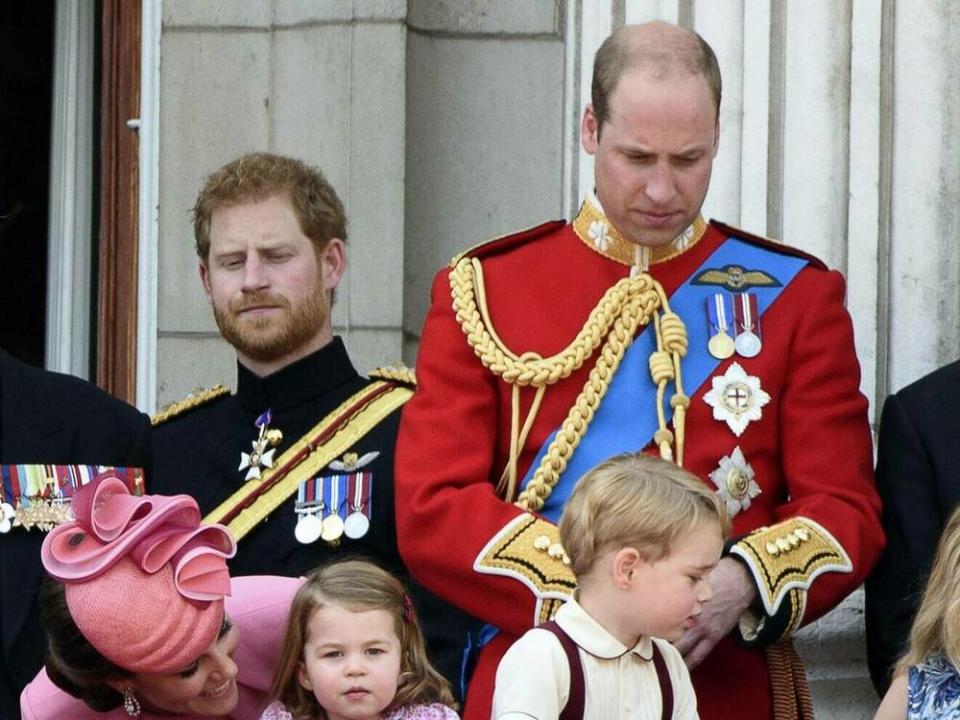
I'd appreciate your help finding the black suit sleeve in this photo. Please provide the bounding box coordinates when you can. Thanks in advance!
[865,393,943,694]
[113,406,152,480]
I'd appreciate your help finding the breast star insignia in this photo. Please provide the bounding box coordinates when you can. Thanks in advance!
[703,362,771,436]
[709,446,761,517]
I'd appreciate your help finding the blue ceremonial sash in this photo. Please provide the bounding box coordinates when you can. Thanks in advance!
[520,237,809,522]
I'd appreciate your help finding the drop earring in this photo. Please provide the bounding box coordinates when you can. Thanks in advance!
[122,686,141,717]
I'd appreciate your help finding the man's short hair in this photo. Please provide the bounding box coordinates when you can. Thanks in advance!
[193,153,347,261]
[559,452,729,578]
[591,23,722,136]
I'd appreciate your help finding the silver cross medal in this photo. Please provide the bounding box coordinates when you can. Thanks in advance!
[239,409,283,480]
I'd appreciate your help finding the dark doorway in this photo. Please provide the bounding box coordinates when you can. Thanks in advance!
[0,2,55,367]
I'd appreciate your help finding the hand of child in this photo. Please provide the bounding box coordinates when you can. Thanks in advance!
[672,557,756,668]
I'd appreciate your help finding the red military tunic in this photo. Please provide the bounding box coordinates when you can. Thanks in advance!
[396,198,883,720]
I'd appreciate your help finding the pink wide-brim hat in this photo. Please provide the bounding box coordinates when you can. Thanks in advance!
[41,475,237,674]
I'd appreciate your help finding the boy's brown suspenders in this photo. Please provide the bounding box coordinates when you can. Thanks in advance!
[539,620,674,720]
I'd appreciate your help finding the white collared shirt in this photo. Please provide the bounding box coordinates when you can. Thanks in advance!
[491,597,698,720]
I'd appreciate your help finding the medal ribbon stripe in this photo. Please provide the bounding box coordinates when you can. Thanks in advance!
[348,472,372,512]
[519,237,810,523]
[1,465,14,504]
[342,472,373,540]
[733,293,762,354]
[0,465,141,502]
[24,465,45,498]
[9,466,23,504]
[323,474,348,520]
[203,381,413,541]
[708,293,733,336]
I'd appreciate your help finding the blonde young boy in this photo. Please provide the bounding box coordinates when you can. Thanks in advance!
[492,452,729,720]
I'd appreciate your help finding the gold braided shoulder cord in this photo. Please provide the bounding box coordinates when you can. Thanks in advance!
[449,257,689,511]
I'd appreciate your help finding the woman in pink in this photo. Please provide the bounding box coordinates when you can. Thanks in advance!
[19,474,300,719]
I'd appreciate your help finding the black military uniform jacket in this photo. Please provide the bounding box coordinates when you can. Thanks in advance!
[0,348,151,719]
[151,338,478,695]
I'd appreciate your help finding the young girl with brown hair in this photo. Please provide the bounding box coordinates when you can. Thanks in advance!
[262,559,459,720]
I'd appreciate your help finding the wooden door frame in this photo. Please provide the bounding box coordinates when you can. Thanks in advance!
[96,0,141,403]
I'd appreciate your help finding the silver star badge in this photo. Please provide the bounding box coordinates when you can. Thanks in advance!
[709,446,761,517]
[703,361,770,436]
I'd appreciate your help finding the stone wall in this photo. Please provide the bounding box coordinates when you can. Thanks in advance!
[156,0,410,405]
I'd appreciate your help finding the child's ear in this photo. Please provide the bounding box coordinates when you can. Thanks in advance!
[297,662,313,691]
[612,547,644,590]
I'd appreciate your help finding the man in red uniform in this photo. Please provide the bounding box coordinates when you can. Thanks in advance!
[396,21,883,720]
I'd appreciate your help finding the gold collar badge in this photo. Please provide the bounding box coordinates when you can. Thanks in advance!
[572,196,707,270]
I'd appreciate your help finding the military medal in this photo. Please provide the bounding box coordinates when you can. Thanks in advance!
[294,477,324,544]
[238,409,283,481]
[706,293,736,360]
[733,293,762,358]
[343,472,372,539]
[295,511,323,544]
[703,362,771,436]
[0,502,14,534]
[709,446,761,517]
[320,475,344,543]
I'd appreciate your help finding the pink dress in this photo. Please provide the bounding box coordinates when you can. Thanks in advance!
[259,700,460,719]
[20,576,302,720]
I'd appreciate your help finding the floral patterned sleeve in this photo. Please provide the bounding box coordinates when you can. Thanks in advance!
[907,656,960,719]
[259,700,295,720]
[387,703,461,719]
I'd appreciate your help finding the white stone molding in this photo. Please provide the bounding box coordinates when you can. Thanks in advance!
[137,0,163,413]
[45,0,95,378]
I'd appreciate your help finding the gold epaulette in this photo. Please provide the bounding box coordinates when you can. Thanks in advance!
[449,220,566,267]
[729,516,852,639]
[151,385,230,426]
[368,364,416,387]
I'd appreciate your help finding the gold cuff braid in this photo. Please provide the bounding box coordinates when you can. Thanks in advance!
[449,256,689,510]
[473,514,577,625]
[730,517,852,619]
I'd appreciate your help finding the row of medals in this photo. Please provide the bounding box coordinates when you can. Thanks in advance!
[0,498,71,533]
[708,325,761,360]
[295,502,369,545]
[240,412,371,546]
[707,292,762,360]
